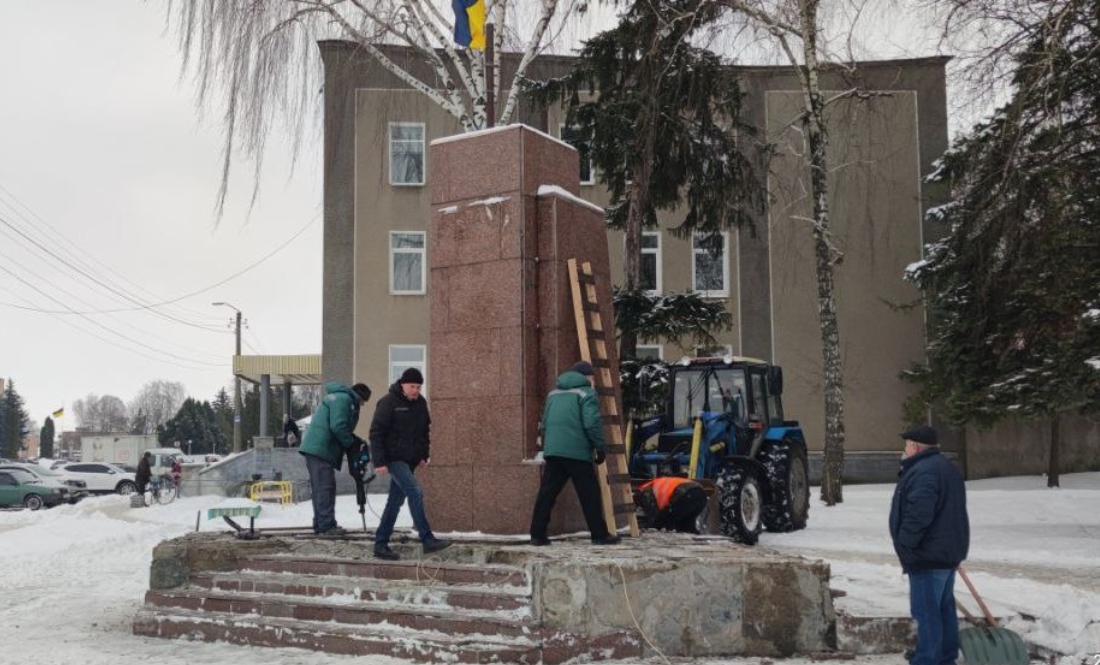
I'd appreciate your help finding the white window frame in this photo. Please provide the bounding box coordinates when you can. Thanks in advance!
[389,345,427,392]
[691,231,730,298]
[389,122,426,186]
[641,231,662,295]
[636,345,664,361]
[389,231,427,295]
[559,123,595,186]
[694,344,733,358]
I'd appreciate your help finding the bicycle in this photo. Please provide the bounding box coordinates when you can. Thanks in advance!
[144,474,177,506]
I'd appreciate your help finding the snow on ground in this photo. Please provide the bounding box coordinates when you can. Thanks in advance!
[1,473,1098,665]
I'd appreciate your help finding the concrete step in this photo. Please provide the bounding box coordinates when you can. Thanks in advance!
[242,554,528,588]
[145,587,534,638]
[133,607,540,664]
[190,570,532,614]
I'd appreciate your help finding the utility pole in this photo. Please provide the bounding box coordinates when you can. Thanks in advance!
[213,301,244,453]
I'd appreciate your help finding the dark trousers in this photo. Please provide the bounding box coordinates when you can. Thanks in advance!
[530,456,609,541]
[304,453,337,534]
[653,485,708,533]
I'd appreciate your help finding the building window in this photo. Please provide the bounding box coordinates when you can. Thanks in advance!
[559,124,594,185]
[636,345,663,361]
[389,123,425,185]
[389,345,427,390]
[641,231,661,294]
[390,232,426,294]
[692,232,729,297]
[694,345,733,358]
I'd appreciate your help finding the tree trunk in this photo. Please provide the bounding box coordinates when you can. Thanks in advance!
[619,95,659,362]
[1047,415,1060,488]
[799,0,847,506]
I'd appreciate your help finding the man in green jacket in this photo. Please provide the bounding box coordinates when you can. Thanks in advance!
[300,381,372,536]
[529,361,621,546]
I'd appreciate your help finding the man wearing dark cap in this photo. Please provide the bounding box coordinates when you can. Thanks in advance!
[528,360,621,546]
[369,367,450,559]
[890,424,970,665]
[300,381,373,537]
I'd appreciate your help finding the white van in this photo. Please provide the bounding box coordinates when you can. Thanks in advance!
[144,448,184,477]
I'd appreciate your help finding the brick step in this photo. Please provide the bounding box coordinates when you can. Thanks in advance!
[145,587,534,638]
[133,607,540,664]
[242,554,529,588]
[191,570,531,614]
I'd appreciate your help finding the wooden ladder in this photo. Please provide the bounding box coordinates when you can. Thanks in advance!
[567,258,640,538]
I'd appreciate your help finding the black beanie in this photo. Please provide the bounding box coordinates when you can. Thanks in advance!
[570,361,594,376]
[399,367,424,385]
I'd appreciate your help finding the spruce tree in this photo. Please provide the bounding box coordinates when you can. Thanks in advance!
[1,379,30,459]
[906,0,1100,486]
[526,0,762,359]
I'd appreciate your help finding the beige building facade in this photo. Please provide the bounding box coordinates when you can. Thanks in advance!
[319,41,951,457]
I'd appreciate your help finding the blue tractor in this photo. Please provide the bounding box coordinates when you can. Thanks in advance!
[628,356,810,544]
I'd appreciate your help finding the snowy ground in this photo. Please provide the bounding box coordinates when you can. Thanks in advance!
[2,473,1098,665]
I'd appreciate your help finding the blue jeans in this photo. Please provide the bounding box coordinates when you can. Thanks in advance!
[909,569,960,665]
[374,461,434,547]
[303,453,337,533]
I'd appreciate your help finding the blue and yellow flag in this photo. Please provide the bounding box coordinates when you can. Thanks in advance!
[51,407,64,419]
[453,0,485,50]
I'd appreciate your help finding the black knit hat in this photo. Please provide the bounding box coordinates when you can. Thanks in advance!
[570,361,594,376]
[899,424,938,446]
[399,367,424,385]
[352,383,372,402]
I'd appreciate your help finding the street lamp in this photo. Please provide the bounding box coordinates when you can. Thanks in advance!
[213,301,243,454]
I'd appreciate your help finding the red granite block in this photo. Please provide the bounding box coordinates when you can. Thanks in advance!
[445,260,523,331]
[430,267,451,332]
[419,464,474,532]
[431,329,513,400]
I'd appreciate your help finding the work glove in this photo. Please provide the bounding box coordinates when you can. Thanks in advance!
[593,449,606,465]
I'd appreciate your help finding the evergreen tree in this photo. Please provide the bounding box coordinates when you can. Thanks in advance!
[1,379,30,459]
[211,388,234,450]
[906,0,1100,486]
[158,398,228,456]
[526,0,762,359]
[40,417,55,459]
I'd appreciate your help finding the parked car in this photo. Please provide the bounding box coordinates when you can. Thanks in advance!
[0,464,89,503]
[0,468,71,509]
[58,463,137,494]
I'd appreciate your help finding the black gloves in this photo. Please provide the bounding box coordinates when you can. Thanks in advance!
[594,449,606,465]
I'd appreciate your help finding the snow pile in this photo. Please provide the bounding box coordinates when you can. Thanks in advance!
[1,474,1098,665]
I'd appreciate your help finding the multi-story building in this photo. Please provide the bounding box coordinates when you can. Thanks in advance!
[318,41,950,464]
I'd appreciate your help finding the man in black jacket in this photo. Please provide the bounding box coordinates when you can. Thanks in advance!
[369,368,450,560]
[889,425,970,665]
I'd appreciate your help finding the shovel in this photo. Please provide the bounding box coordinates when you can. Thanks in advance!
[955,566,1030,665]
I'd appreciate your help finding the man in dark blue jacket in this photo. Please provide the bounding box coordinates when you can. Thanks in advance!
[889,425,970,665]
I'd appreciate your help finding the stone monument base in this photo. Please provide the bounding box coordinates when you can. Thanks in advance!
[134,530,836,661]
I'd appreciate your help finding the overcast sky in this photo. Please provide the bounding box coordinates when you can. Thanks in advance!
[0,2,322,433]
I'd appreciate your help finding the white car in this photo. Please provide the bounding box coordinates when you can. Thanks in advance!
[59,462,138,494]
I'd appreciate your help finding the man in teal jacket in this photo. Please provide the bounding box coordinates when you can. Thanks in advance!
[528,361,621,546]
[300,381,372,536]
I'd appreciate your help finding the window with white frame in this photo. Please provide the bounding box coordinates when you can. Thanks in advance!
[692,232,729,297]
[390,231,426,294]
[389,345,427,391]
[636,345,663,361]
[389,123,425,185]
[641,231,661,294]
[559,124,594,185]
[694,344,733,358]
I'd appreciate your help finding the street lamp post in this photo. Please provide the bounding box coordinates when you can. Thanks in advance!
[213,301,244,453]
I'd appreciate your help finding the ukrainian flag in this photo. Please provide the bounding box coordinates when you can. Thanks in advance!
[51,407,64,419]
[453,0,485,50]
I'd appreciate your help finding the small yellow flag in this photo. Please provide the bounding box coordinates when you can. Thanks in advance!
[51,408,64,419]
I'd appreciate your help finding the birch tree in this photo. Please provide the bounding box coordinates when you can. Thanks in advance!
[716,0,848,504]
[165,0,589,215]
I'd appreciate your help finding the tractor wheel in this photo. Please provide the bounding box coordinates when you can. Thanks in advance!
[716,463,763,545]
[761,439,810,532]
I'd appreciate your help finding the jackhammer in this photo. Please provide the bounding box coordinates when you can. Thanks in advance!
[347,439,375,534]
